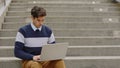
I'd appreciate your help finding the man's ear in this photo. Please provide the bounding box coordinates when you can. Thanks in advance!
[31,16,35,21]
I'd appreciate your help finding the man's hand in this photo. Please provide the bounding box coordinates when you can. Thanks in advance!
[33,55,40,61]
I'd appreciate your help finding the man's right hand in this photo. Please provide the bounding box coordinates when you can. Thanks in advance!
[33,55,40,61]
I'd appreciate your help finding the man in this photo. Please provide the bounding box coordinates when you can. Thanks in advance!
[14,6,66,68]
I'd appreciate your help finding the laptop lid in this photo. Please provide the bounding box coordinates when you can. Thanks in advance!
[40,43,69,61]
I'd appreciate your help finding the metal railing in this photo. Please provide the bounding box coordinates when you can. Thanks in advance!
[3,0,6,6]
[0,0,6,8]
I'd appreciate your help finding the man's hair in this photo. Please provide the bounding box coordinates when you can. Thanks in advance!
[31,6,46,18]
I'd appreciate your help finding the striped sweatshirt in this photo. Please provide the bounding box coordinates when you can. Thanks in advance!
[14,23,55,60]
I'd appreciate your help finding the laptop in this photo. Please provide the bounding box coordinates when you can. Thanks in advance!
[39,43,69,61]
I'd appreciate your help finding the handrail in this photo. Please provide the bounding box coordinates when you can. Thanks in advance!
[0,0,6,7]
[4,0,6,6]
[0,0,11,29]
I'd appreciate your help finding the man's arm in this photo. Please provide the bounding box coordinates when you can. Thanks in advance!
[14,30,34,60]
[48,32,56,44]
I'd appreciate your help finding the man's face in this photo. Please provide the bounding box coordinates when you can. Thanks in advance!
[32,16,45,28]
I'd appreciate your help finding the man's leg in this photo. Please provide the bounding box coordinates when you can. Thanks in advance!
[41,61,50,68]
[45,59,66,68]
[53,60,66,68]
[22,60,42,68]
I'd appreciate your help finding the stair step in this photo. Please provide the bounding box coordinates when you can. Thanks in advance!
[10,3,118,8]
[1,46,120,57]
[2,22,120,30]
[8,6,120,12]
[1,37,120,46]
[9,1,115,4]
[11,0,110,3]
[10,3,118,7]
[5,21,117,23]
[6,11,120,16]
[1,56,120,68]
[4,16,120,23]
[68,46,120,56]
[0,29,113,37]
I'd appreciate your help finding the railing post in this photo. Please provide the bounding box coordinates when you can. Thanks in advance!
[4,0,6,6]
[0,0,5,7]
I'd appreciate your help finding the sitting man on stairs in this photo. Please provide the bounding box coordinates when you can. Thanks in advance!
[14,6,66,68]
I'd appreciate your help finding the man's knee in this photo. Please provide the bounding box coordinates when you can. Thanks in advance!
[56,60,65,64]
[53,59,66,68]
[31,61,42,68]
[24,60,42,68]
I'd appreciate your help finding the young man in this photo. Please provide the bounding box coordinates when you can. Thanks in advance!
[14,6,66,68]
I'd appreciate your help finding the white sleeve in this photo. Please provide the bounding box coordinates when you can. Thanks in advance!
[15,32,25,43]
[48,33,55,44]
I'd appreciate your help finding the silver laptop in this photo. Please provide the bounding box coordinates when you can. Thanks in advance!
[39,43,68,61]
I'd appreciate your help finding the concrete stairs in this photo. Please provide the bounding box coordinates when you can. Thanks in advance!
[1,0,120,68]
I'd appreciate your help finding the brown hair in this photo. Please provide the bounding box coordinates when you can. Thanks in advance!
[31,6,46,18]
